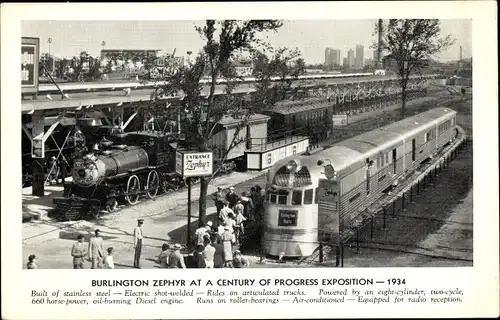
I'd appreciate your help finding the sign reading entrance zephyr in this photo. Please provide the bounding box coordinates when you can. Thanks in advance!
[332,114,348,126]
[175,151,213,178]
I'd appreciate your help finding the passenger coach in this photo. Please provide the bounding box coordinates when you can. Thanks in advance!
[263,107,461,257]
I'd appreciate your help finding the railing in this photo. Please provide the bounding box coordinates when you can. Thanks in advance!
[248,135,308,152]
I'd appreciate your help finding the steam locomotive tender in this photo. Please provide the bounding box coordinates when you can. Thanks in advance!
[61,132,178,214]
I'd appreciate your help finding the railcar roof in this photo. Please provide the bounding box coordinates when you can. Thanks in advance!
[267,107,457,183]
[269,98,331,115]
[338,107,456,150]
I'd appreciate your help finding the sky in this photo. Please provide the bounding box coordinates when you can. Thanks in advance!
[22,20,472,64]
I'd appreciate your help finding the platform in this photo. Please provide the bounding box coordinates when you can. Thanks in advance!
[22,74,437,114]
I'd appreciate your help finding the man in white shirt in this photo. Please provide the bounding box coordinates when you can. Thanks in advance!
[88,229,104,269]
[194,221,213,246]
[133,219,144,268]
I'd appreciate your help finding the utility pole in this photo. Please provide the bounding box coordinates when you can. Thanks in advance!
[47,37,52,73]
[377,19,383,69]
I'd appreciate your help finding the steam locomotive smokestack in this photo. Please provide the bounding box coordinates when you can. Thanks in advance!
[377,19,383,69]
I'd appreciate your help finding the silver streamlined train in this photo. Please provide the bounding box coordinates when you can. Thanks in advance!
[263,107,461,257]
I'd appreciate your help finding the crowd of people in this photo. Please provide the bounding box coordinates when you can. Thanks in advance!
[26,184,265,269]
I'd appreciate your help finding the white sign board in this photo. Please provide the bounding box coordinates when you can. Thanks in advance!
[175,151,213,177]
[332,114,348,126]
[317,178,341,245]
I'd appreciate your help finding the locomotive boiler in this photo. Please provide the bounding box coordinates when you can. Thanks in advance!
[55,131,179,216]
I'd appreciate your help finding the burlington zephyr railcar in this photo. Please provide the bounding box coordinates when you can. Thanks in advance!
[263,107,461,257]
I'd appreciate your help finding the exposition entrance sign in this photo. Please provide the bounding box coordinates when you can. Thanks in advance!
[175,151,213,178]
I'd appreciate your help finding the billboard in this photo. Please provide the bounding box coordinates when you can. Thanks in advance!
[175,151,213,177]
[317,178,341,246]
[332,114,348,126]
[21,37,40,95]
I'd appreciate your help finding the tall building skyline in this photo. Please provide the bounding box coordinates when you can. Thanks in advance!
[324,47,341,66]
[355,44,364,69]
[347,49,355,67]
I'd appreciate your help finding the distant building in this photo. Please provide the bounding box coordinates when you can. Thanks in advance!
[343,57,348,68]
[347,49,355,68]
[355,45,364,69]
[100,49,161,68]
[364,58,373,67]
[233,60,253,77]
[325,48,333,65]
[325,48,341,67]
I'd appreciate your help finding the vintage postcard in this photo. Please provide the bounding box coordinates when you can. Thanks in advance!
[1,1,498,319]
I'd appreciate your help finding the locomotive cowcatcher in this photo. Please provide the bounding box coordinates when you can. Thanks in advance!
[52,131,184,220]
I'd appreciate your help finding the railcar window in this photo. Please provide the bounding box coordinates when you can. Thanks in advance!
[304,189,314,204]
[349,192,361,203]
[376,157,380,169]
[378,174,386,182]
[314,187,319,204]
[292,190,302,205]
[270,192,277,203]
[278,190,288,205]
[386,153,389,164]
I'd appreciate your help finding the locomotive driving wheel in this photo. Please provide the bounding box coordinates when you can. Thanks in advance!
[125,175,141,205]
[146,170,160,198]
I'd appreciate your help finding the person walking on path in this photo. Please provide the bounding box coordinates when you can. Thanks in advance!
[218,201,234,226]
[211,187,225,215]
[221,226,235,268]
[202,238,216,269]
[168,244,186,269]
[240,191,254,221]
[133,219,144,269]
[234,209,247,246]
[71,234,87,269]
[225,187,239,210]
[194,221,213,246]
[88,229,104,269]
[104,247,115,269]
[211,234,225,268]
[158,243,170,268]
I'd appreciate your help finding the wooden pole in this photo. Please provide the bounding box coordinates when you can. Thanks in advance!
[186,177,192,248]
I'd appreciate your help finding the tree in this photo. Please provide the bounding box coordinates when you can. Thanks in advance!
[373,19,455,118]
[148,20,304,227]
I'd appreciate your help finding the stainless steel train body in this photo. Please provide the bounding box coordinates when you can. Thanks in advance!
[263,107,460,257]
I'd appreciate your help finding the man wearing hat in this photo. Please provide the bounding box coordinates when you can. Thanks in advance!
[88,229,104,269]
[168,244,186,269]
[133,219,144,268]
[211,187,224,215]
[194,221,213,247]
[225,186,239,210]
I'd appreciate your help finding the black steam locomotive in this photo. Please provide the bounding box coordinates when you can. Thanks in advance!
[53,131,184,219]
